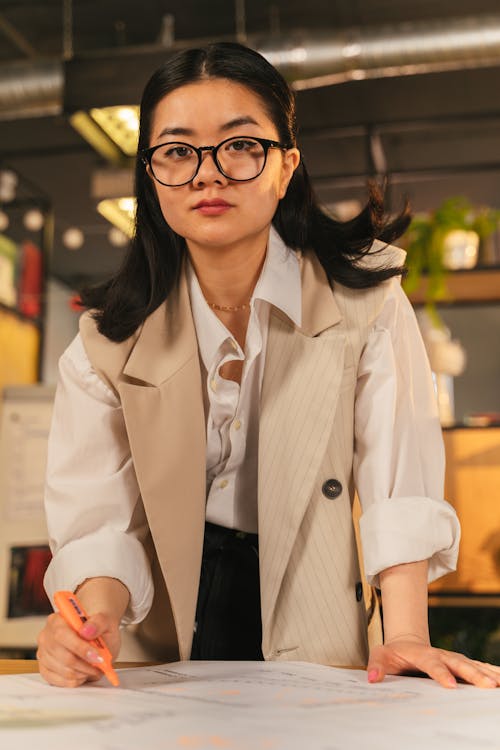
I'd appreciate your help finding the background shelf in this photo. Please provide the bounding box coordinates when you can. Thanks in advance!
[407,268,500,304]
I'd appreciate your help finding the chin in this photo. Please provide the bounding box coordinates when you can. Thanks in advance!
[187,225,256,249]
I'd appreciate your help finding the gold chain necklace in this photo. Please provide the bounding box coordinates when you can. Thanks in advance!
[208,300,251,312]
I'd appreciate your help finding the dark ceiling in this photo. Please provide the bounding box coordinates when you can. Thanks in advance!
[1,0,500,287]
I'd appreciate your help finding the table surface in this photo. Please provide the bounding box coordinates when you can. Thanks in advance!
[0,660,365,676]
[0,660,38,675]
[0,660,154,676]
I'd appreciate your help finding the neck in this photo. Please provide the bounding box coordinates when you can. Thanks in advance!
[187,229,269,307]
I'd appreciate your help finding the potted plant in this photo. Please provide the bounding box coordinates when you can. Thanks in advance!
[403,196,500,312]
[402,196,499,426]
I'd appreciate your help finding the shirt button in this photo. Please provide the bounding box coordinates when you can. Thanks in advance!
[210,378,217,392]
[233,419,242,431]
[218,479,228,489]
[322,478,343,499]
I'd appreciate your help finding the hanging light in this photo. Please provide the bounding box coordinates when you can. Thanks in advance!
[70,105,139,165]
[62,227,84,250]
[0,170,18,202]
[97,197,136,237]
[23,208,44,231]
[108,226,129,247]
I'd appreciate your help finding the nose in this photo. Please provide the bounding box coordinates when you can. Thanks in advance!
[192,149,228,187]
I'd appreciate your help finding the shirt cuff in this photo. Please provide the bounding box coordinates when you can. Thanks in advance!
[359,496,461,588]
[44,527,154,625]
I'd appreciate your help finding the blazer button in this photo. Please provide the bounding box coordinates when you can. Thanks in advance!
[322,478,342,499]
[355,581,363,602]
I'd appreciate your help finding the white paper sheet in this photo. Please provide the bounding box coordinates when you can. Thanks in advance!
[0,661,499,749]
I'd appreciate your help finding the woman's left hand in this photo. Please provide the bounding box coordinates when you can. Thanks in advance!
[367,638,500,688]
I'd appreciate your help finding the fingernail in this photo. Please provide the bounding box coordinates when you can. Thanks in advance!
[86,649,104,665]
[80,623,97,638]
[368,669,379,682]
[484,677,497,688]
[447,677,457,688]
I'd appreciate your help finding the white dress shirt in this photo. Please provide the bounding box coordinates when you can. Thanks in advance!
[187,227,301,533]
[43,228,460,623]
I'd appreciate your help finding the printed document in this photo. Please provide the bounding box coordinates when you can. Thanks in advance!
[0,660,499,749]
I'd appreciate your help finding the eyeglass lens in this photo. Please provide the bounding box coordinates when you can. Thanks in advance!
[150,137,267,185]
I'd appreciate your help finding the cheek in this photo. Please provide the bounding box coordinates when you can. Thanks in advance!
[252,169,284,206]
[265,159,292,202]
[155,189,187,233]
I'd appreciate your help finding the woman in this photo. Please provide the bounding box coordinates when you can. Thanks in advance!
[38,42,499,688]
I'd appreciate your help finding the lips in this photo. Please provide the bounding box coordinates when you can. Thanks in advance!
[193,199,232,209]
[193,198,233,216]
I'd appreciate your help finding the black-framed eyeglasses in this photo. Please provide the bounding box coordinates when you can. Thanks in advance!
[140,135,291,187]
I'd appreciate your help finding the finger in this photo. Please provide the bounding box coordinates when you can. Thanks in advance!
[37,645,102,681]
[78,613,113,641]
[39,663,88,689]
[76,613,120,660]
[367,646,386,683]
[442,653,498,688]
[37,627,105,679]
[471,660,500,677]
[85,673,103,682]
[38,612,119,683]
[420,659,457,689]
[41,635,105,674]
[45,616,109,667]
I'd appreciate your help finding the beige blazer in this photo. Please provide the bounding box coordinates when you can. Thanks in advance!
[80,244,404,666]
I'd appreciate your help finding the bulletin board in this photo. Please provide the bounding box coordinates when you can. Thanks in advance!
[0,384,55,648]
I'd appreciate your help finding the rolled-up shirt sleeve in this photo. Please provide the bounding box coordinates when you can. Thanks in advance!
[43,333,154,624]
[354,279,460,587]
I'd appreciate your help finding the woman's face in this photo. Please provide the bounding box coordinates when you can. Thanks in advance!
[147,78,300,254]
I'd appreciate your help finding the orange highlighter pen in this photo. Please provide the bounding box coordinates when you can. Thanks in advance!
[53,590,120,687]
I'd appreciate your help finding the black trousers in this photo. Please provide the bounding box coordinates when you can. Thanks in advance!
[190,522,264,660]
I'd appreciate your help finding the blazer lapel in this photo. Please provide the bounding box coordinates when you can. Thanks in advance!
[118,274,206,660]
[258,252,346,639]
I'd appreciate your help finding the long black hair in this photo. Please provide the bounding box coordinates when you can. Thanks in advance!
[82,42,410,342]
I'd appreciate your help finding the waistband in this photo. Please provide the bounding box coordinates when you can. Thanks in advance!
[204,521,259,550]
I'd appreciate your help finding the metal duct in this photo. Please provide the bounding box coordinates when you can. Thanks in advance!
[259,15,500,89]
[1,14,500,119]
[0,58,63,119]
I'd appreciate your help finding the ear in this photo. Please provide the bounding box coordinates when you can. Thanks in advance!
[278,148,301,199]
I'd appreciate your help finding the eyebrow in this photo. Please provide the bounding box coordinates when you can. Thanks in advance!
[156,116,260,141]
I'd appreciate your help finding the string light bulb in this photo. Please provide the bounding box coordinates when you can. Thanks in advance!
[108,226,129,247]
[23,208,44,231]
[63,227,84,250]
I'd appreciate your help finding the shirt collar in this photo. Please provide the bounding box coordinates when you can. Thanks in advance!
[253,225,302,328]
[186,225,302,371]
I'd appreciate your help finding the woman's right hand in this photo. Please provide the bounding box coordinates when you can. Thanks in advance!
[37,610,121,687]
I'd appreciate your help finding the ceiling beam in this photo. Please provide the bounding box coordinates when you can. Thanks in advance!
[0,13,38,58]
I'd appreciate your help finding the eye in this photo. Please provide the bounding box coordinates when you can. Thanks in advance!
[162,144,195,160]
[226,139,257,153]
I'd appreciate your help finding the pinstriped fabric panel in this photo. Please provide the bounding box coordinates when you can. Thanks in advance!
[272,494,368,666]
[268,377,368,667]
[258,279,394,665]
[258,317,347,641]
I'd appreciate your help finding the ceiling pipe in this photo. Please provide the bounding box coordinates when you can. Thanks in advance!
[261,15,500,89]
[2,14,500,120]
[0,58,63,119]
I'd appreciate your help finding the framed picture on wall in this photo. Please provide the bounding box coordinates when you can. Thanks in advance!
[7,545,52,619]
[0,385,55,649]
